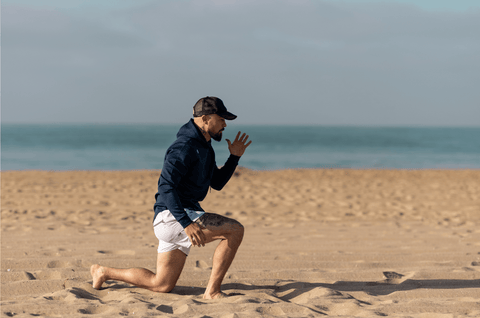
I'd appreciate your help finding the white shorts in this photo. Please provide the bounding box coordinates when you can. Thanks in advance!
[153,209,205,256]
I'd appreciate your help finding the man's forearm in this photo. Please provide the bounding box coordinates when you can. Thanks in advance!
[210,154,240,190]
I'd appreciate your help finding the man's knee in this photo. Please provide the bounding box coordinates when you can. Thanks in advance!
[229,219,244,241]
[151,282,175,293]
[227,217,243,228]
[235,219,244,234]
[226,218,244,238]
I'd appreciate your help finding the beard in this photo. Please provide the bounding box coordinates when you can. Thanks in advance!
[209,129,223,142]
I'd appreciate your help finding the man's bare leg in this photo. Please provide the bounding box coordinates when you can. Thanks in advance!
[90,248,186,293]
[196,213,244,299]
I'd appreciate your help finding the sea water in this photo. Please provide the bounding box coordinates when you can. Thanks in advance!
[2,124,479,171]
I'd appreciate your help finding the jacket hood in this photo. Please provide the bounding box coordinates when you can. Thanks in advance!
[177,119,209,145]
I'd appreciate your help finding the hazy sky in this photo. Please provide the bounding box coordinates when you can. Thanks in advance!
[2,0,480,125]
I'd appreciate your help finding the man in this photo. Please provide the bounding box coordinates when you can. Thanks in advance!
[91,96,252,299]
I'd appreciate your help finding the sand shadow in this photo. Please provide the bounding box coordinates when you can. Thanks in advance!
[320,278,480,296]
[222,278,480,298]
[92,277,480,299]
[170,285,205,296]
[102,282,138,290]
[70,287,103,300]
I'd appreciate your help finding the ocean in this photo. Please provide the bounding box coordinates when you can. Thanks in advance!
[1,124,479,171]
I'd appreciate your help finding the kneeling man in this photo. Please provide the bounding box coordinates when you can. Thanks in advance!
[91,96,252,299]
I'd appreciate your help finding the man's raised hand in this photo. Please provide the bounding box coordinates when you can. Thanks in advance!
[226,131,252,157]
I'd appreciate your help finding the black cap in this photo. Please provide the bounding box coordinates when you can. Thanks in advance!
[193,96,237,120]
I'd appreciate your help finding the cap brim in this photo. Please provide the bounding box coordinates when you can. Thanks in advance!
[218,111,237,120]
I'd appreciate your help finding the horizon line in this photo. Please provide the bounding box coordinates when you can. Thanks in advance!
[1,122,480,128]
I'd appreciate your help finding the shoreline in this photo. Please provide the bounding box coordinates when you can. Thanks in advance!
[2,166,480,171]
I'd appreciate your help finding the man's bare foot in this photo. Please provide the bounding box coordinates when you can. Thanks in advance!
[203,291,228,299]
[90,264,107,290]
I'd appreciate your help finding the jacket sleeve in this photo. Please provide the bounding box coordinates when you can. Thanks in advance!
[210,154,240,191]
[157,143,195,228]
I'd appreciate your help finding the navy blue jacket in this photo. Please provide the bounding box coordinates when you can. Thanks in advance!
[153,119,240,228]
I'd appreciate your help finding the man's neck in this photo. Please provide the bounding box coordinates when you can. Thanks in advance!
[193,119,211,142]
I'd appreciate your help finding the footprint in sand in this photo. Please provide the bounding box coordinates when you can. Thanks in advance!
[227,274,239,280]
[383,271,404,279]
[35,271,62,280]
[274,255,292,261]
[174,304,191,315]
[156,305,174,314]
[195,260,211,270]
[22,271,36,280]
[66,287,101,301]
[95,250,136,256]
[287,286,331,304]
[172,299,198,315]
[382,271,415,284]
[43,289,70,301]
[257,307,287,316]
[46,261,69,268]
[77,306,114,315]
[3,271,37,282]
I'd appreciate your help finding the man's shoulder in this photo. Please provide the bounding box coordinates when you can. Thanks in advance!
[166,136,204,159]
[169,135,202,150]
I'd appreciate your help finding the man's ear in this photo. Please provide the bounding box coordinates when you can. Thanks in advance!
[202,115,211,124]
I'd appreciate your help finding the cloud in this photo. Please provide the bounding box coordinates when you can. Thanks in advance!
[2,0,480,125]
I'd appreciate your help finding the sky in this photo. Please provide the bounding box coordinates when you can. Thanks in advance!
[2,0,480,126]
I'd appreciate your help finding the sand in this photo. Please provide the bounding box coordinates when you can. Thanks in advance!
[1,168,480,317]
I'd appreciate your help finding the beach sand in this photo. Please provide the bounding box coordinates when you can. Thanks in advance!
[1,168,480,317]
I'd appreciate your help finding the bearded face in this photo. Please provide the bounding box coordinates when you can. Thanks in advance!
[209,128,224,142]
[205,114,226,142]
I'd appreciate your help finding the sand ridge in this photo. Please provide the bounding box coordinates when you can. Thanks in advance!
[1,168,480,317]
